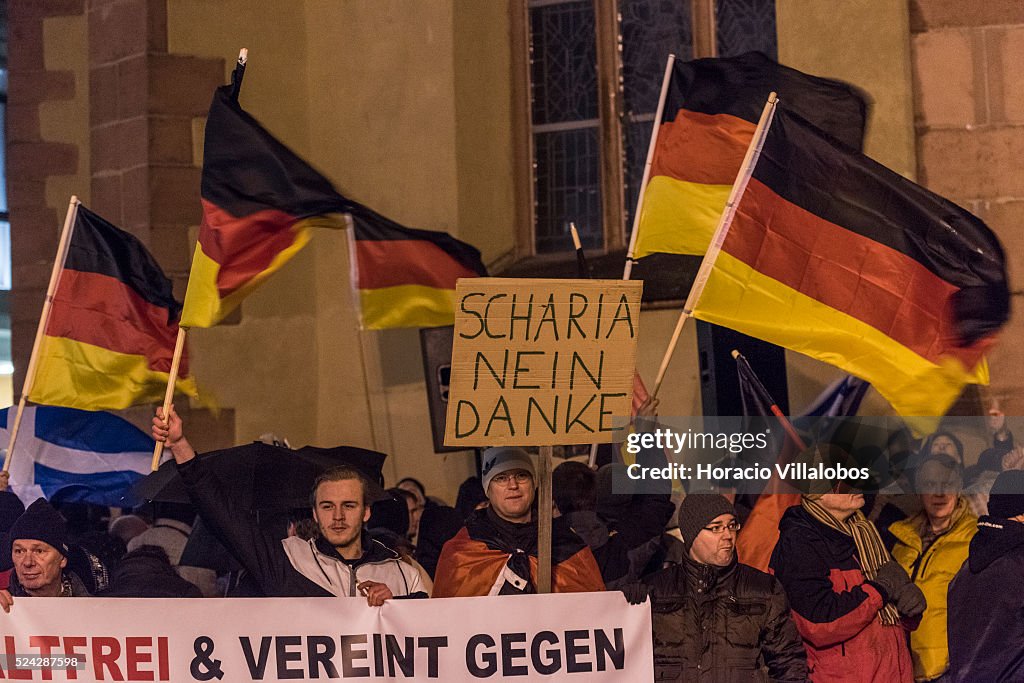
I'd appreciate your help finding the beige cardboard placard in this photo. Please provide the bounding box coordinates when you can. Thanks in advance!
[444,278,642,447]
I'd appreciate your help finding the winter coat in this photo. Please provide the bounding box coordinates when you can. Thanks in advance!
[770,506,914,683]
[947,516,1024,682]
[99,546,203,598]
[889,505,976,681]
[432,506,604,596]
[646,557,808,682]
[177,456,426,599]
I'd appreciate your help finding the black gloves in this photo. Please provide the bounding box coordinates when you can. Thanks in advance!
[868,560,911,602]
[621,582,650,605]
[893,581,927,618]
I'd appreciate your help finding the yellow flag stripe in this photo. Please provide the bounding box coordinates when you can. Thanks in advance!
[634,175,732,259]
[359,284,457,330]
[28,335,199,411]
[180,220,320,328]
[692,252,987,423]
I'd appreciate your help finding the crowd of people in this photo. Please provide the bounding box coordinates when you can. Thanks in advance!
[0,400,1022,682]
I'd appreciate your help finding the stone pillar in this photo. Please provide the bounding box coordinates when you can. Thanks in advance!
[911,0,1024,412]
[7,1,83,396]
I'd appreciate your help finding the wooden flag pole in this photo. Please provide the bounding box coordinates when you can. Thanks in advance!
[229,48,248,101]
[568,224,604,469]
[4,196,81,473]
[651,92,778,399]
[622,54,675,281]
[344,214,386,455]
[536,445,554,593]
[151,326,187,471]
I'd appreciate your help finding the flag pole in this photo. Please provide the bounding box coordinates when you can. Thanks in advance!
[571,225,604,468]
[733,349,805,448]
[229,48,247,102]
[151,326,187,471]
[4,196,81,473]
[344,214,385,454]
[651,92,778,398]
[622,54,675,281]
[151,46,246,470]
[537,445,554,593]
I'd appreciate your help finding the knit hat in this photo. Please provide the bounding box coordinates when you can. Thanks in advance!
[7,498,69,556]
[7,499,69,557]
[988,470,1024,520]
[677,492,736,552]
[0,492,26,534]
[481,447,535,491]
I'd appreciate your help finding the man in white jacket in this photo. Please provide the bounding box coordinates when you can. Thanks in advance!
[152,406,425,604]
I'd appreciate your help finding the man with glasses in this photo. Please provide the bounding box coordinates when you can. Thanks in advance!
[432,446,604,596]
[626,493,808,681]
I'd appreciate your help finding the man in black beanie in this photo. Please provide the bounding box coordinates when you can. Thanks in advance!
[1,499,90,612]
[947,469,1024,682]
[627,492,807,681]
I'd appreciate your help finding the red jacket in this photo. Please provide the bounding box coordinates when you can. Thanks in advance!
[770,506,914,683]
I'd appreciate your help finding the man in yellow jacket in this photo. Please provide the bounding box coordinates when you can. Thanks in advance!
[889,455,976,682]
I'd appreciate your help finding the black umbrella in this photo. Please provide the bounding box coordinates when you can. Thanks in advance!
[131,441,388,512]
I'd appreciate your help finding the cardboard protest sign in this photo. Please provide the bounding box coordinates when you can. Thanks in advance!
[444,278,642,447]
[1,593,654,681]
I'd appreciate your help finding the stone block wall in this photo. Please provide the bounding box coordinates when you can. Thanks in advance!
[8,0,234,450]
[911,0,1024,412]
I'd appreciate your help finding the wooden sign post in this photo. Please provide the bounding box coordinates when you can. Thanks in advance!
[445,278,643,592]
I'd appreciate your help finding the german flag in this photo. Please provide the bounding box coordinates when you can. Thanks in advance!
[29,205,199,410]
[631,52,868,300]
[691,107,1009,420]
[181,86,352,327]
[349,203,487,329]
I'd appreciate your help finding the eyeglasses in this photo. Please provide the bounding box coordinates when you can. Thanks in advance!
[703,521,741,534]
[491,472,533,486]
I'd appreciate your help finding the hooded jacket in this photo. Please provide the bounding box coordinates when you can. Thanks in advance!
[947,516,1024,682]
[432,506,604,597]
[646,556,808,682]
[770,505,914,683]
[889,503,976,681]
[177,456,425,599]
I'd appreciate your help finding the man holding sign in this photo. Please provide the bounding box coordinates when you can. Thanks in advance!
[438,278,641,597]
[433,446,604,597]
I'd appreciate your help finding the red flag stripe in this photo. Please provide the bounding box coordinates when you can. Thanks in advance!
[198,200,304,297]
[45,269,187,375]
[651,108,755,186]
[355,239,482,290]
[723,178,989,370]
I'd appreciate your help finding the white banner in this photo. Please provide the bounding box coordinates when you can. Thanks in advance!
[0,592,652,682]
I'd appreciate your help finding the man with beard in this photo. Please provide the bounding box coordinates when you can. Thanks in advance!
[432,446,604,596]
[626,493,807,681]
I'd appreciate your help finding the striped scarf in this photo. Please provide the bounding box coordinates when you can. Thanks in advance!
[802,496,900,626]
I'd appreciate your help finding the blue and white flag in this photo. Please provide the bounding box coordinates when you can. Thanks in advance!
[1,406,153,507]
